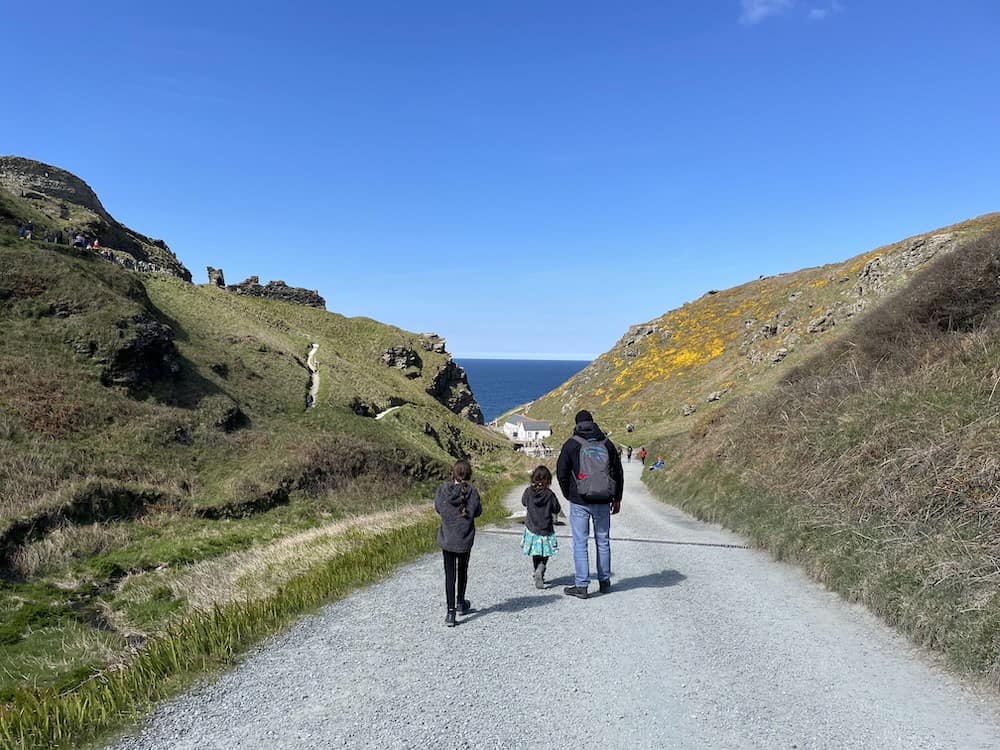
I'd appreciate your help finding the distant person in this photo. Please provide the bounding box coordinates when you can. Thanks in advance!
[638,447,648,465]
[73,234,85,248]
[24,221,33,240]
[648,456,665,471]
[556,410,624,599]
[521,465,561,589]
[435,459,482,627]
[626,446,633,463]
[92,239,100,251]
[18,224,25,238]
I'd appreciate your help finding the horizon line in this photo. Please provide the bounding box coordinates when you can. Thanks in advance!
[453,353,595,362]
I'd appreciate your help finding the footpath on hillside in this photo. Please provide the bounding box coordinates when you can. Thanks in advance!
[108,461,1000,750]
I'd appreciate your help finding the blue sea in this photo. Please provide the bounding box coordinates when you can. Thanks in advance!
[457,359,589,422]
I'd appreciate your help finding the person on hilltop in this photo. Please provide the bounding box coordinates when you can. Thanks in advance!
[521,465,561,589]
[434,459,483,627]
[556,410,624,599]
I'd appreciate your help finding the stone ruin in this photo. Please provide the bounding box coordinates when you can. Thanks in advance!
[207,269,326,309]
[207,266,226,287]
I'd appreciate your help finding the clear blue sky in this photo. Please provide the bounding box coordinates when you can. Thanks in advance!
[4,1,999,359]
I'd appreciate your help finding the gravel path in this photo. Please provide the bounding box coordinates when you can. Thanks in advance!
[108,461,1000,749]
[306,343,319,408]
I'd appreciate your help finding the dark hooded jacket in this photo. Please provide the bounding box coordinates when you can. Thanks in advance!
[521,485,562,535]
[434,480,483,553]
[556,419,624,504]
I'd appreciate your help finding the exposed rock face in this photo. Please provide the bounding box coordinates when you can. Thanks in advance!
[0,156,192,281]
[426,360,484,424]
[418,334,448,353]
[101,314,180,388]
[207,267,226,287]
[622,323,660,350]
[381,346,422,375]
[226,276,326,309]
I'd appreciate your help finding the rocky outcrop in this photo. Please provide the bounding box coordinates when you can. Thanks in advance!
[226,276,326,309]
[381,346,422,376]
[207,267,226,287]
[418,334,448,353]
[426,360,484,424]
[100,314,180,388]
[0,156,192,281]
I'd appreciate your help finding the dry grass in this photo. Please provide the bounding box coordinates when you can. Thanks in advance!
[125,506,433,616]
[657,228,1000,684]
[10,523,130,579]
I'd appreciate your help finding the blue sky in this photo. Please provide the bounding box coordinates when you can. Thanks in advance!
[3,1,999,359]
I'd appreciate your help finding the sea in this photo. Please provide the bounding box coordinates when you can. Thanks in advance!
[457,359,589,423]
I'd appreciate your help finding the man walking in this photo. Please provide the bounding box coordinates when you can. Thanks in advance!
[556,410,624,599]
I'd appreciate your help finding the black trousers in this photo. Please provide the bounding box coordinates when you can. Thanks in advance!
[442,550,471,610]
[532,555,549,570]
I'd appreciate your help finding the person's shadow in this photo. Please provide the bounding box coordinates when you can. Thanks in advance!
[544,569,686,591]
[461,594,559,622]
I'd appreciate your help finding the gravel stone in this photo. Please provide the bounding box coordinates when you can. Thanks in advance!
[106,462,1000,750]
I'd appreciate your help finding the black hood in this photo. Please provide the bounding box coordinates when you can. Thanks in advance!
[526,485,552,508]
[443,482,468,506]
[573,420,606,441]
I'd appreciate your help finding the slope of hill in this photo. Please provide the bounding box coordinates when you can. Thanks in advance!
[0,188,509,715]
[525,213,1000,445]
[0,156,191,280]
[526,213,1000,685]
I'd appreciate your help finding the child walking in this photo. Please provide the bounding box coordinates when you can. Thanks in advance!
[521,465,561,589]
[435,459,482,627]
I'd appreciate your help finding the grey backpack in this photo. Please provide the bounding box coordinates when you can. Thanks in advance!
[573,436,615,500]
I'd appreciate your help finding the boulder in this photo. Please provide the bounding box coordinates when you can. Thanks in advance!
[101,314,180,388]
[381,346,422,371]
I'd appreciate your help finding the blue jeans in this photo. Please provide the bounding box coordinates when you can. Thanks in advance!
[569,502,611,588]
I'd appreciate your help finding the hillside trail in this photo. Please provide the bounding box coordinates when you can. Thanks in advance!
[109,461,1000,750]
[305,343,319,408]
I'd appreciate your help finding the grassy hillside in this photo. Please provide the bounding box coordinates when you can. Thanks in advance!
[526,213,1000,448]
[526,213,1000,685]
[0,226,512,721]
[653,226,1000,685]
[0,156,190,279]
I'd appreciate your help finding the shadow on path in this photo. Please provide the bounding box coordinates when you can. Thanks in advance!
[614,569,686,591]
[461,594,560,622]
[544,569,687,592]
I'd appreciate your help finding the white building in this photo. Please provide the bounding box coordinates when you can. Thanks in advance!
[503,414,552,443]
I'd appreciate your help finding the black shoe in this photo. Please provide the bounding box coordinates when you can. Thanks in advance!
[445,610,456,627]
[458,599,471,615]
[533,569,545,589]
[563,586,589,599]
[599,579,611,594]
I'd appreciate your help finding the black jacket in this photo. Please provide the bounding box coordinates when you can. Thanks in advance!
[556,420,624,504]
[521,485,562,535]
[434,481,483,553]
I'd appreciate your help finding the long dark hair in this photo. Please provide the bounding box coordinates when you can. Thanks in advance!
[453,459,473,517]
[530,465,552,489]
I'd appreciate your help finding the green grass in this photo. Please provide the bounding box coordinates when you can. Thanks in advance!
[0,230,514,723]
[0,475,514,750]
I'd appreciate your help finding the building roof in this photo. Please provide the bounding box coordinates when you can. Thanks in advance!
[505,414,551,431]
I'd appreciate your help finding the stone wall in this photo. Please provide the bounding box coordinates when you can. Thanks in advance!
[226,275,326,309]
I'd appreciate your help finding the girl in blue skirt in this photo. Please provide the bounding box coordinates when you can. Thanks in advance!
[521,465,561,588]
